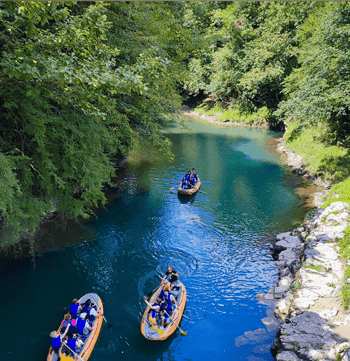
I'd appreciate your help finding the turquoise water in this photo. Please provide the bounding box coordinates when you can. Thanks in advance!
[0,120,304,361]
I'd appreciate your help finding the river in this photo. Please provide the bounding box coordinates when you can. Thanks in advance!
[0,118,307,361]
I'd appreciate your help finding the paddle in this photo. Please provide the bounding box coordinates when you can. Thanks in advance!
[164,310,187,336]
[61,342,84,361]
[144,283,162,299]
[143,298,165,335]
[91,295,112,329]
[169,187,174,191]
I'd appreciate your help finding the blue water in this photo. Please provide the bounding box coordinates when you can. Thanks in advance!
[0,119,304,361]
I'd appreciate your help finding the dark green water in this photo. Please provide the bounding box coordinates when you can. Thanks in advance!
[0,119,305,361]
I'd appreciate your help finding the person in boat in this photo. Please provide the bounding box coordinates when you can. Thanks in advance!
[82,299,103,326]
[181,176,190,190]
[61,332,84,358]
[61,312,76,334]
[189,176,196,188]
[161,266,180,291]
[191,168,198,183]
[76,312,93,339]
[144,296,163,327]
[160,289,178,328]
[69,298,82,319]
[49,324,70,355]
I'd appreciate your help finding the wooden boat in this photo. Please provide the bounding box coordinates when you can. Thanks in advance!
[141,282,187,341]
[47,293,104,361]
[178,178,201,195]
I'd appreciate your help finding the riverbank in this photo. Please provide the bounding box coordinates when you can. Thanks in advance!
[261,141,350,360]
[183,108,350,359]
[182,109,270,129]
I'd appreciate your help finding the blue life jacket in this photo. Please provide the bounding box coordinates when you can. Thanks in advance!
[190,177,195,185]
[67,338,77,353]
[185,174,190,181]
[163,294,173,313]
[151,302,160,318]
[70,303,80,319]
[51,335,61,353]
[76,318,86,335]
[83,305,93,315]
[62,319,75,334]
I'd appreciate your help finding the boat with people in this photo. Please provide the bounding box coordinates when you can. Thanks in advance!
[141,281,187,341]
[47,293,104,361]
[178,168,201,195]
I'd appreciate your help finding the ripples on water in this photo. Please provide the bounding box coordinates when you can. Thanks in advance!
[0,120,306,361]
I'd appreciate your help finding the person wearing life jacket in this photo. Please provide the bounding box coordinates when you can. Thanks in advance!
[189,176,196,187]
[144,297,162,327]
[181,176,189,190]
[69,298,82,319]
[82,299,102,326]
[160,289,178,328]
[76,312,93,339]
[60,312,76,334]
[61,332,84,358]
[49,323,70,355]
[191,168,198,182]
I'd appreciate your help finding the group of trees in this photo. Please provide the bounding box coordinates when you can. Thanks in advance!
[1,1,350,245]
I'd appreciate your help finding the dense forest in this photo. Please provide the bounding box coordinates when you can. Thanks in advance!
[1,1,350,246]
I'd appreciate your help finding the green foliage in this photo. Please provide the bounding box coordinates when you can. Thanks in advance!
[285,124,349,182]
[184,1,314,118]
[276,2,350,147]
[0,1,196,245]
[305,264,327,272]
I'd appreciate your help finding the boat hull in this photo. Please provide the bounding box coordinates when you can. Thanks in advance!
[47,293,103,361]
[178,179,201,195]
[141,283,187,341]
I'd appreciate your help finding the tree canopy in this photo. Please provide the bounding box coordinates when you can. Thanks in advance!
[1,1,350,246]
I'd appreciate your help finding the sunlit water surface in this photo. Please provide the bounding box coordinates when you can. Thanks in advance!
[0,119,306,361]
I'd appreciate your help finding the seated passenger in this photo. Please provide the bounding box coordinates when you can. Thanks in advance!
[76,313,93,339]
[185,171,191,181]
[189,176,196,187]
[161,266,180,291]
[69,298,82,319]
[82,299,102,325]
[144,297,162,327]
[181,177,189,189]
[191,168,198,181]
[62,332,84,358]
[50,324,70,355]
[61,312,76,334]
[160,289,178,328]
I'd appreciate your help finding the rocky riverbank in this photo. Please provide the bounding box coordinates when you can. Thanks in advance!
[258,142,350,360]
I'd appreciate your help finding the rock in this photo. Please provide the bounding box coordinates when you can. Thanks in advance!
[261,316,279,333]
[252,344,270,354]
[235,335,249,347]
[275,299,291,321]
[336,343,350,354]
[244,330,255,339]
[317,307,338,320]
[275,351,303,361]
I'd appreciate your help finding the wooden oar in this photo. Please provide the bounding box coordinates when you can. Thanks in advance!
[164,310,187,336]
[144,284,161,299]
[143,298,165,335]
[61,342,84,361]
[91,295,112,329]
